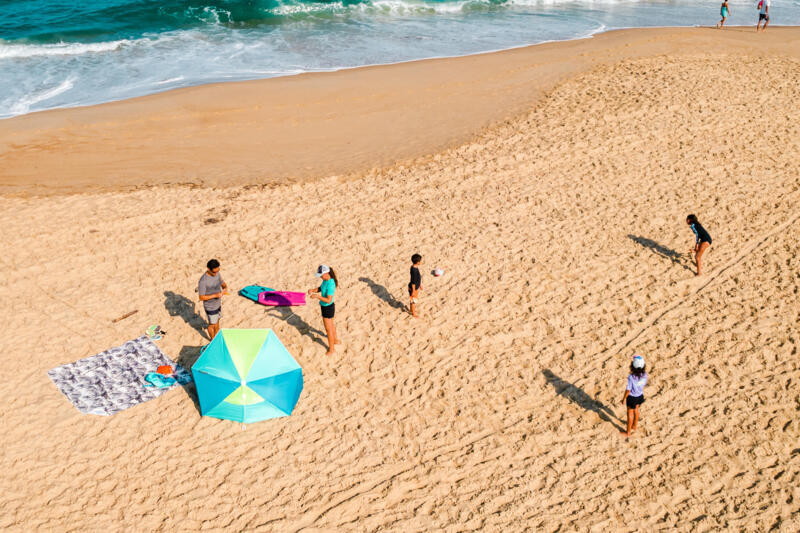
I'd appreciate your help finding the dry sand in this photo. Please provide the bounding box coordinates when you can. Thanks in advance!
[2,27,800,531]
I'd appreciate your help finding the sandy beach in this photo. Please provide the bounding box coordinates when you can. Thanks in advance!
[2,26,800,531]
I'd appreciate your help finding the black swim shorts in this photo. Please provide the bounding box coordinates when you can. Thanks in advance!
[321,303,335,319]
[759,13,769,21]
[626,395,645,409]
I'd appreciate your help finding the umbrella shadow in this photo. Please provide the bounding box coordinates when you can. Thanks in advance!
[164,291,210,340]
[542,369,624,432]
[176,345,202,415]
[358,277,405,310]
[627,234,692,272]
[266,306,328,348]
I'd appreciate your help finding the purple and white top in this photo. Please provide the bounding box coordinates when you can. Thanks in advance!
[627,373,648,397]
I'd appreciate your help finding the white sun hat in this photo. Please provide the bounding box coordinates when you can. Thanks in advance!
[632,355,645,369]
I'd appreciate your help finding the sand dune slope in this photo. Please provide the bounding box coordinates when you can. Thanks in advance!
[1,53,799,530]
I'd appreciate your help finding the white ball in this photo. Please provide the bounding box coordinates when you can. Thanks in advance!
[433,268,444,277]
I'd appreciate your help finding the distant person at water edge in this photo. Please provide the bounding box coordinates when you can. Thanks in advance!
[198,259,227,341]
[620,355,648,438]
[686,214,712,276]
[757,0,770,31]
[308,265,340,355]
[717,0,731,28]
[408,254,423,318]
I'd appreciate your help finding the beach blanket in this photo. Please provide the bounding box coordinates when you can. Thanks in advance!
[47,335,192,416]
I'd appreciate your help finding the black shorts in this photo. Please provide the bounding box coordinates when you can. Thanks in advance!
[321,303,335,319]
[759,13,769,21]
[626,395,645,409]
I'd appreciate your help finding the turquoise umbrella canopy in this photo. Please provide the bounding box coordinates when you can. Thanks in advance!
[192,329,303,423]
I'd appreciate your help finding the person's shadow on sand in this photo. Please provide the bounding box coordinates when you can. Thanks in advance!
[359,277,405,310]
[266,306,328,348]
[164,291,209,340]
[542,369,624,431]
[628,234,692,272]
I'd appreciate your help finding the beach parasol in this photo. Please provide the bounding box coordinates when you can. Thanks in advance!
[192,329,303,423]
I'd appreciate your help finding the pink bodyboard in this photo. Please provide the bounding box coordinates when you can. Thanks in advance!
[258,291,306,306]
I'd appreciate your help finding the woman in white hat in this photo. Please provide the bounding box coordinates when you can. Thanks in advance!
[308,265,339,355]
[621,355,648,437]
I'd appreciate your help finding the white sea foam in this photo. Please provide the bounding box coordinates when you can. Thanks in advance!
[0,39,135,59]
[9,77,75,115]
[154,76,185,85]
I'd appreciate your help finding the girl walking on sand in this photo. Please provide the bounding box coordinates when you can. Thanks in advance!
[308,264,340,355]
[687,214,712,276]
[621,355,648,438]
[717,0,731,28]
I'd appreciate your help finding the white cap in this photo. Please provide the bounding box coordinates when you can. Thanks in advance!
[632,355,645,369]
[315,265,330,277]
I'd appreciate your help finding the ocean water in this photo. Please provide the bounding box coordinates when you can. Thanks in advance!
[1,0,798,118]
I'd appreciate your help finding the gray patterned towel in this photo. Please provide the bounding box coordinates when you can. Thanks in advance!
[48,335,192,416]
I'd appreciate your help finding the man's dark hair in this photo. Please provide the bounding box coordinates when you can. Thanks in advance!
[411,254,422,264]
[686,214,698,224]
[207,259,220,270]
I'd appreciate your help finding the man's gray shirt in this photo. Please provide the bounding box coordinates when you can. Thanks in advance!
[198,273,224,312]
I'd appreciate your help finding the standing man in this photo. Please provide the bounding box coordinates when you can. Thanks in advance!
[757,0,770,31]
[198,259,227,340]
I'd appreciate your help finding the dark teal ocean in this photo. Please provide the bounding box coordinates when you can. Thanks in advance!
[2,0,798,117]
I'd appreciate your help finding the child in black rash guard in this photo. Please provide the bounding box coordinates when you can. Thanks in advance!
[408,254,422,318]
[686,214,712,276]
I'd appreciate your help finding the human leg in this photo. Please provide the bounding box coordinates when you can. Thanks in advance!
[322,317,336,354]
[695,241,710,275]
[621,407,634,437]
[206,310,221,340]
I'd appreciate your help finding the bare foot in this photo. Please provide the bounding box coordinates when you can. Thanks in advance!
[325,349,336,356]
[412,314,420,318]
[619,430,631,438]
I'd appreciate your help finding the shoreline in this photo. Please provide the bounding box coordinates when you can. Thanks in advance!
[1,26,799,196]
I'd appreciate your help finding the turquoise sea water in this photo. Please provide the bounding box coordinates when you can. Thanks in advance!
[1,0,799,118]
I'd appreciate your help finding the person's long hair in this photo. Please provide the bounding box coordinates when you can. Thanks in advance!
[328,266,339,287]
[630,363,646,378]
[686,214,698,225]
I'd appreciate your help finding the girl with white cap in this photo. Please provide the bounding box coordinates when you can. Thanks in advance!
[308,264,339,355]
[621,355,648,437]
